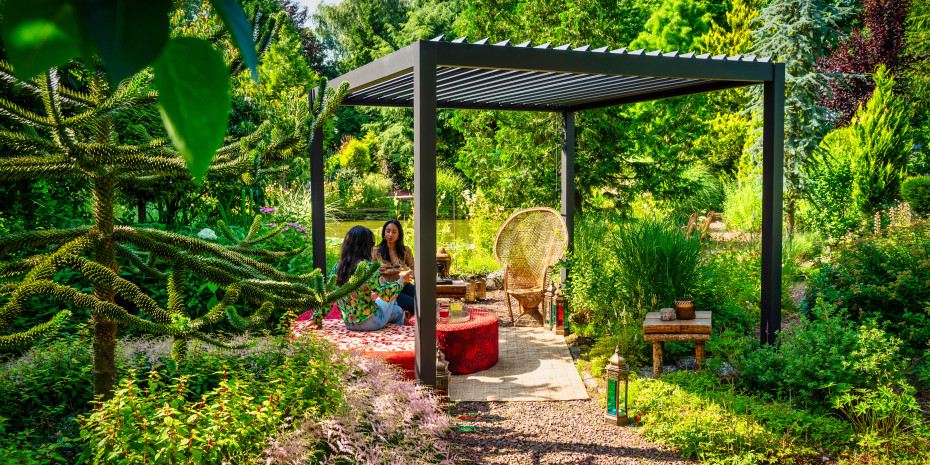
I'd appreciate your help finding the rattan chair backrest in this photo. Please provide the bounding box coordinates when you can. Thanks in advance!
[493,207,568,291]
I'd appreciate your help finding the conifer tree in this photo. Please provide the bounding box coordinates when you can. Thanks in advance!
[747,0,851,233]
[821,65,912,216]
[0,11,371,399]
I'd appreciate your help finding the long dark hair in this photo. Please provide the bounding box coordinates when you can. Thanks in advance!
[376,219,405,264]
[335,226,374,286]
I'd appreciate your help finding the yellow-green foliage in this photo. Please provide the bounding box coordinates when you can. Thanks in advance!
[339,132,378,172]
[632,372,864,464]
[821,65,913,216]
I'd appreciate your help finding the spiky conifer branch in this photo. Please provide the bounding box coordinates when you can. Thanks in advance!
[0,5,352,398]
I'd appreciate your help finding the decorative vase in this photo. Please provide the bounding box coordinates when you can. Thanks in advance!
[474,276,487,300]
[674,298,695,320]
[464,277,476,302]
[659,308,676,321]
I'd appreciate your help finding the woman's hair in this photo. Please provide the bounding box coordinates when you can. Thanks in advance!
[335,226,375,286]
[376,218,405,264]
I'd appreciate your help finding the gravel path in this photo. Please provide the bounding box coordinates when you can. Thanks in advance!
[446,400,696,464]
[443,289,694,464]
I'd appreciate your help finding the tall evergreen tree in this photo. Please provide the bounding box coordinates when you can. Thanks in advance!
[747,0,851,233]
[821,65,912,216]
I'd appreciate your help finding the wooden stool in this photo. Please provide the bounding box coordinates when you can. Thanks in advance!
[643,311,712,378]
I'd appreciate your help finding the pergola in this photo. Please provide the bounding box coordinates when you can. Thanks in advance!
[308,37,785,386]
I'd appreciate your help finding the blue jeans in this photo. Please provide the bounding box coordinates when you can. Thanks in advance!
[345,298,405,331]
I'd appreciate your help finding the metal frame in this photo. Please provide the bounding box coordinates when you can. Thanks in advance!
[311,39,785,386]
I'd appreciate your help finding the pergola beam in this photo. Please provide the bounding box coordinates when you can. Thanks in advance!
[760,63,785,345]
[309,90,326,272]
[413,42,438,385]
[561,111,575,283]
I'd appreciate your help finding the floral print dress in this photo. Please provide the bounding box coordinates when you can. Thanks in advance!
[330,261,402,325]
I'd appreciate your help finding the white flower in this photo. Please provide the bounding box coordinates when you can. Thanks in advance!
[197,228,218,240]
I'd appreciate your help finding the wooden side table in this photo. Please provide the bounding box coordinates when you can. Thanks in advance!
[642,310,712,378]
[436,282,467,300]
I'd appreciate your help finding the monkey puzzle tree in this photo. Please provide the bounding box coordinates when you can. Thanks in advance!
[0,21,375,399]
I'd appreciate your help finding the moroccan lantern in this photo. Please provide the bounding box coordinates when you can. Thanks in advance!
[436,349,451,400]
[605,347,630,426]
[543,282,555,330]
[554,289,567,336]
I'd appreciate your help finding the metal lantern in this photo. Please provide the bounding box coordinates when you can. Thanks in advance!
[605,347,631,426]
[543,282,555,330]
[436,349,451,400]
[554,288,567,336]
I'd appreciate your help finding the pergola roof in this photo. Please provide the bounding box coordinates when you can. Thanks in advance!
[330,36,776,112]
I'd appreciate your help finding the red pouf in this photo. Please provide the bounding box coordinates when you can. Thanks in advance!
[408,308,499,374]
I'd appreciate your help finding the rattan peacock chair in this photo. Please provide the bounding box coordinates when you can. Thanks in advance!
[493,207,568,326]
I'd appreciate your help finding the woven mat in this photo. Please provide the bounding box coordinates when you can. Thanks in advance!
[450,326,589,402]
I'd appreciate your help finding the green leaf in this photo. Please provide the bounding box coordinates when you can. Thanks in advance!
[1,0,82,79]
[75,0,172,83]
[211,0,259,81]
[154,38,230,183]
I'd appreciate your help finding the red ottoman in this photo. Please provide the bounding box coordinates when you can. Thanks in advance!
[293,310,416,380]
[409,308,498,374]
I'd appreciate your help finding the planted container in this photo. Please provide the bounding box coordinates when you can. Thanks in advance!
[674,297,695,320]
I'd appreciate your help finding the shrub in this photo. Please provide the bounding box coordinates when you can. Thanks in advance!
[263,352,451,464]
[666,164,725,221]
[78,336,346,464]
[569,214,742,365]
[345,173,393,209]
[437,168,467,219]
[633,371,857,464]
[339,136,373,173]
[722,176,761,233]
[741,299,909,410]
[901,176,930,215]
[805,158,864,238]
[802,221,930,353]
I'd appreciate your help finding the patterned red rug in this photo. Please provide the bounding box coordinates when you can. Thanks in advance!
[293,308,416,379]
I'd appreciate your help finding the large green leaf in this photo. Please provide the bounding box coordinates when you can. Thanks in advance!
[211,0,259,81]
[154,38,231,183]
[76,0,172,84]
[1,0,82,79]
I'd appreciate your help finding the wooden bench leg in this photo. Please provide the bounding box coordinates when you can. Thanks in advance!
[653,341,664,378]
[695,341,705,370]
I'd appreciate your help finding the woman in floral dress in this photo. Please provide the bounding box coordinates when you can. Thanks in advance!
[333,225,413,331]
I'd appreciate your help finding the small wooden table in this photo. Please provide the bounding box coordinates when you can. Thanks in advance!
[643,310,712,378]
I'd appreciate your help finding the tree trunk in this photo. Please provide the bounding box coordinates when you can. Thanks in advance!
[785,199,796,238]
[92,174,119,400]
[137,197,146,223]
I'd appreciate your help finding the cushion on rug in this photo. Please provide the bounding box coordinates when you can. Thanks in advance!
[293,311,415,379]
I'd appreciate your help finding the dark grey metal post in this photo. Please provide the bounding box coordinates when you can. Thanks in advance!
[561,111,575,283]
[413,42,438,387]
[309,89,327,272]
[760,63,785,345]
